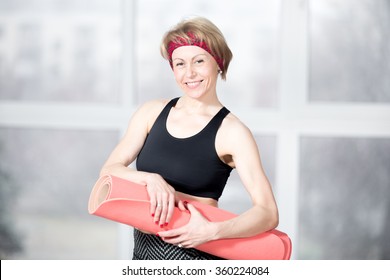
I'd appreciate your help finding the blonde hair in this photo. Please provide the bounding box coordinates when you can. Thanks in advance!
[160,17,233,80]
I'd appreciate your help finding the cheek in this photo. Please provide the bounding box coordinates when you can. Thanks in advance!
[203,69,218,82]
[200,64,218,77]
[173,70,183,83]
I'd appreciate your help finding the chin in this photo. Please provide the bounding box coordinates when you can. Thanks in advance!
[182,88,206,99]
[187,92,207,100]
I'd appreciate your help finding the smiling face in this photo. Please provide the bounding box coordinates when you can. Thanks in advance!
[171,45,220,99]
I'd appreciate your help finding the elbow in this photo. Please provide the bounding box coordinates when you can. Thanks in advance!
[267,206,279,230]
[99,166,111,177]
[255,204,279,233]
[271,210,279,230]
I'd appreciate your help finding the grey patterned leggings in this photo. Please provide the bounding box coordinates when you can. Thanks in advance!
[132,228,224,260]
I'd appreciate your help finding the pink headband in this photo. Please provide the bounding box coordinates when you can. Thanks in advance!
[167,32,224,71]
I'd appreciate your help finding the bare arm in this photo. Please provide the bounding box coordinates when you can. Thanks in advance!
[99,100,155,181]
[100,99,176,226]
[212,119,279,239]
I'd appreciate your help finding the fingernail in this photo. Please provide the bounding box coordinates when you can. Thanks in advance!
[160,224,164,228]
[164,223,168,226]
[151,213,155,217]
[183,201,188,205]
[156,233,160,237]
[155,221,158,225]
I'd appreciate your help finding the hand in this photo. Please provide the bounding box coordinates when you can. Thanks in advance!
[157,202,217,248]
[145,173,175,227]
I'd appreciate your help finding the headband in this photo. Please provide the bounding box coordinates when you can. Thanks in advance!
[167,32,224,71]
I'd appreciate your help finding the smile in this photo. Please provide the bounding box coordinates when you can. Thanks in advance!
[185,80,203,88]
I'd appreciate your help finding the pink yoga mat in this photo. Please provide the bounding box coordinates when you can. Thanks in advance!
[88,175,292,260]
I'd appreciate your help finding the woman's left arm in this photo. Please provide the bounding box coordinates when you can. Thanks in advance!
[212,118,279,238]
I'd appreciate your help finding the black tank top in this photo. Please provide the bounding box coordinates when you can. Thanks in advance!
[136,97,233,200]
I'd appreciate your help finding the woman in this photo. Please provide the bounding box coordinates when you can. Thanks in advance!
[100,16,279,260]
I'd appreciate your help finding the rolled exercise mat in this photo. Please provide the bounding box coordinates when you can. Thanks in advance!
[88,174,292,260]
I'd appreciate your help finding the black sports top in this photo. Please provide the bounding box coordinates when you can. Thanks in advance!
[136,97,233,200]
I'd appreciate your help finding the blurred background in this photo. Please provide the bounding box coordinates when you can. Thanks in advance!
[0,0,389,260]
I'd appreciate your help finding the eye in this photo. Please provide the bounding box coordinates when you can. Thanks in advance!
[175,61,184,69]
[195,59,204,64]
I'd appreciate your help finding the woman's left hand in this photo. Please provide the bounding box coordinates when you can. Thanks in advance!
[157,202,217,248]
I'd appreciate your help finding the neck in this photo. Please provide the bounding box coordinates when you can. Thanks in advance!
[178,94,222,114]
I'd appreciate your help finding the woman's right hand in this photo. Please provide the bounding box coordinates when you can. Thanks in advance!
[145,173,176,227]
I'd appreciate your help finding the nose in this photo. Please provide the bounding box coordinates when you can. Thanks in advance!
[185,64,196,78]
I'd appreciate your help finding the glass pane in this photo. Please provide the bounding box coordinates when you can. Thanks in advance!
[0,0,122,103]
[136,0,281,108]
[219,135,277,214]
[309,0,390,103]
[0,127,120,259]
[299,137,390,259]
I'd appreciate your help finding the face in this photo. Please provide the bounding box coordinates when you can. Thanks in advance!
[171,45,220,99]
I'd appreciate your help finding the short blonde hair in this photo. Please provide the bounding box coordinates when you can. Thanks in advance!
[160,17,233,80]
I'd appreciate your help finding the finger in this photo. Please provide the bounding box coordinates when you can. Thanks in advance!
[153,194,163,223]
[157,228,182,238]
[185,202,199,215]
[156,192,171,226]
[154,203,163,222]
[160,235,182,245]
[149,196,157,217]
[176,200,189,211]
[185,203,206,222]
[176,200,185,211]
[165,195,176,224]
[183,242,196,248]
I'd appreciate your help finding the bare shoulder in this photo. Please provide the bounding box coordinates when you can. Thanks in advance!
[221,112,253,140]
[215,111,259,168]
[216,111,256,157]
[132,99,170,130]
[136,98,169,115]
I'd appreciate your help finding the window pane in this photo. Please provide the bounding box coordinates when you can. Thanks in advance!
[309,0,390,103]
[299,137,390,259]
[136,0,281,108]
[0,0,122,103]
[0,128,120,259]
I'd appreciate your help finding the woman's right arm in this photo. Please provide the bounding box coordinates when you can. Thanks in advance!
[99,99,176,226]
[99,99,159,182]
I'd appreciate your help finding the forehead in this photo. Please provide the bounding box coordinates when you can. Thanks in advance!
[171,45,210,59]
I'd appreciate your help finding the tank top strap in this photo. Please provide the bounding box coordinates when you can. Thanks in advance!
[164,97,180,114]
[168,97,180,107]
[204,107,230,134]
[156,97,180,122]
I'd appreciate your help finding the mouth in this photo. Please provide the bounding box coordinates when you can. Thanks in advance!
[185,80,203,88]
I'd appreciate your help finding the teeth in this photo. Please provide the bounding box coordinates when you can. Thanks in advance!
[186,81,202,87]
